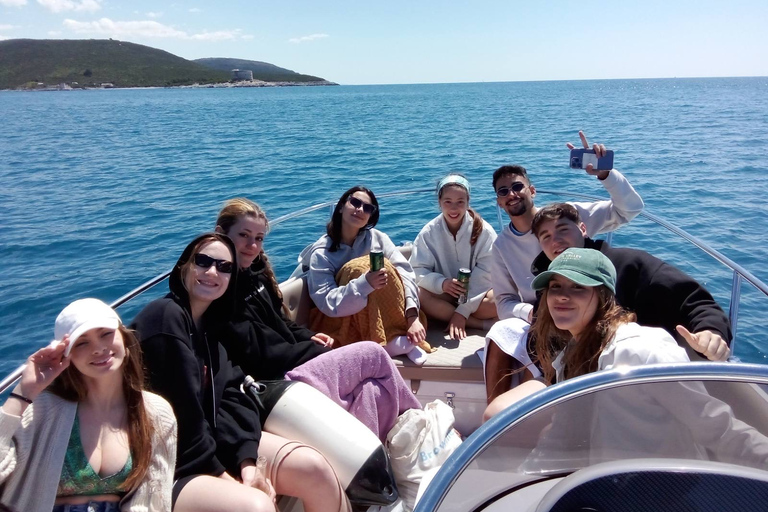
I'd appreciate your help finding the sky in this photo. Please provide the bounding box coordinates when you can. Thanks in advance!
[1,0,767,85]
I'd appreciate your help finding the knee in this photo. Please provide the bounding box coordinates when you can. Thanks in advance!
[229,488,276,512]
[483,401,504,423]
[287,447,338,489]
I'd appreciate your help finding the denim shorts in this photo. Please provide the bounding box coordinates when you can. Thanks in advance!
[53,501,120,512]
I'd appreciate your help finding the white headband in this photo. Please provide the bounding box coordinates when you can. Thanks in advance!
[437,175,471,196]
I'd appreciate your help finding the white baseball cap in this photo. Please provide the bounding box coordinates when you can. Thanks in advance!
[55,298,121,357]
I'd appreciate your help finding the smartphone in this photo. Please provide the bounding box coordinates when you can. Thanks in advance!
[569,148,614,171]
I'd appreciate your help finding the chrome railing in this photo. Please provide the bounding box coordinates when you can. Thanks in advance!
[1,189,766,394]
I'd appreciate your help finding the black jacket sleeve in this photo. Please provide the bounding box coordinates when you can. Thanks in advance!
[211,353,262,474]
[221,317,329,382]
[611,247,732,344]
[644,260,733,343]
[135,304,227,479]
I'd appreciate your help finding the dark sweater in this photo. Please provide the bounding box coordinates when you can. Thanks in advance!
[220,258,329,381]
[531,238,732,343]
[132,235,262,480]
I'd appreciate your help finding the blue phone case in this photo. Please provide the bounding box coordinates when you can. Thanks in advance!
[569,149,614,170]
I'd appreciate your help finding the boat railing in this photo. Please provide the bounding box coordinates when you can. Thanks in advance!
[1,188,766,394]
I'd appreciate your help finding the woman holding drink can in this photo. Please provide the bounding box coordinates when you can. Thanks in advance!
[410,174,499,340]
[306,186,431,364]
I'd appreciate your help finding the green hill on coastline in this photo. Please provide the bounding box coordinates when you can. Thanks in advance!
[0,39,333,90]
[0,39,231,89]
[193,58,325,83]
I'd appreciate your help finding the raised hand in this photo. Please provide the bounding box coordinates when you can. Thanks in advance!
[18,337,71,401]
[566,130,611,180]
[676,325,730,362]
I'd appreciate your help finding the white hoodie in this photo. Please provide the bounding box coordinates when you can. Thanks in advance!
[410,212,497,318]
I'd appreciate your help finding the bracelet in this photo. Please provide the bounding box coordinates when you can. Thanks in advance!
[9,392,33,405]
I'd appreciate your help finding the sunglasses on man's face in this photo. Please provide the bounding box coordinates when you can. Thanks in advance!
[194,253,234,274]
[348,196,377,215]
[495,182,527,197]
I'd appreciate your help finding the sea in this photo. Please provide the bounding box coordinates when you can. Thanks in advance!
[1,78,767,379]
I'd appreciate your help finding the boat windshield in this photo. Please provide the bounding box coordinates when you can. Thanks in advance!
[424,364,768,512]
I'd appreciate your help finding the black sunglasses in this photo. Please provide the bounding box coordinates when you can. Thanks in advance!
[348,196,377,215]
[194,253,234,274]
[495,182,526,197]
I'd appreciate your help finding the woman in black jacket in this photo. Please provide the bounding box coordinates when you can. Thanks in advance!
[131,233,277,512]
[215,199,421,439]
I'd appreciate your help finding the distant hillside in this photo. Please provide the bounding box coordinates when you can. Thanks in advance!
[194,58,327,83]
[0,39,230,89]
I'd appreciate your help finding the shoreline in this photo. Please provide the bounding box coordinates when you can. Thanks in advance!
[3,79,339,92]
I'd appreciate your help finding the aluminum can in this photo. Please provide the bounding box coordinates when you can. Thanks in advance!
[370,251,384,272]
[457,268,471,304]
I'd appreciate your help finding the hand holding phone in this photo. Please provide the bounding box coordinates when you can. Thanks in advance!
[569,148,614,171]
[566,130,614,177]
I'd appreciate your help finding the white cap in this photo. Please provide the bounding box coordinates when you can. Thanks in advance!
[55,298,121,356]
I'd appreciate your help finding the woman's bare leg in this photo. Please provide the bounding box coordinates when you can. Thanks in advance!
[174,475,276,512]
[418,288,457,322]
[259,431,352,512]
[472,291,498,320]
[483,379,547,422]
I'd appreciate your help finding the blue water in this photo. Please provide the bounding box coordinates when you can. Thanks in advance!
[2,78,767,377]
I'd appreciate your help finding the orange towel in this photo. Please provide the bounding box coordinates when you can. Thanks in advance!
[310,256,434,353]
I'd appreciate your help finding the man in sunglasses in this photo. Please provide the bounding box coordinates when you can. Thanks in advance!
[485,132,644,400]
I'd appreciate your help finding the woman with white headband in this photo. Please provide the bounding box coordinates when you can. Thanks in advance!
[0,298,177,512]
[410,173,499,340]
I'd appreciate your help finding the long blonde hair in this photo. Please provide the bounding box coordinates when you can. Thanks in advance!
[216,198,284,306]
[532,286,636,383]
[48,325,154,492]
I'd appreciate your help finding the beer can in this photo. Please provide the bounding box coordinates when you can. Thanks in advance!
[370,251,384,272]
[457,268,471,304]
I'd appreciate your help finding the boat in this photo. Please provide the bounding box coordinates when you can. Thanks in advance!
[2,187,767,511]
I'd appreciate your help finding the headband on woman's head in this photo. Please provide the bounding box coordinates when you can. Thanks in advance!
[437,175,471,196]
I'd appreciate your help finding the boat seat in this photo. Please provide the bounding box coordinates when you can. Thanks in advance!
[535,459,768,512]
[279,273,485,384]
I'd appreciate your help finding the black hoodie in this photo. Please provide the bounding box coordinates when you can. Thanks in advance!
[530,238,732,343]
[131,233,262,481]
[218,257,329,381]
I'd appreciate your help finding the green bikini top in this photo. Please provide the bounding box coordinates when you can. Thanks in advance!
[57,412,133,497]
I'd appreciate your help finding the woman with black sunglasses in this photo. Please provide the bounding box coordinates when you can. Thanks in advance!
[131,233,277,512]
[305,186,430,364]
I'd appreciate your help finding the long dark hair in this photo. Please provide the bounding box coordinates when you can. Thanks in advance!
[48,325,153,492]
[436,174,484,246]
[532,285,636,383]
[326,186,380,252]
